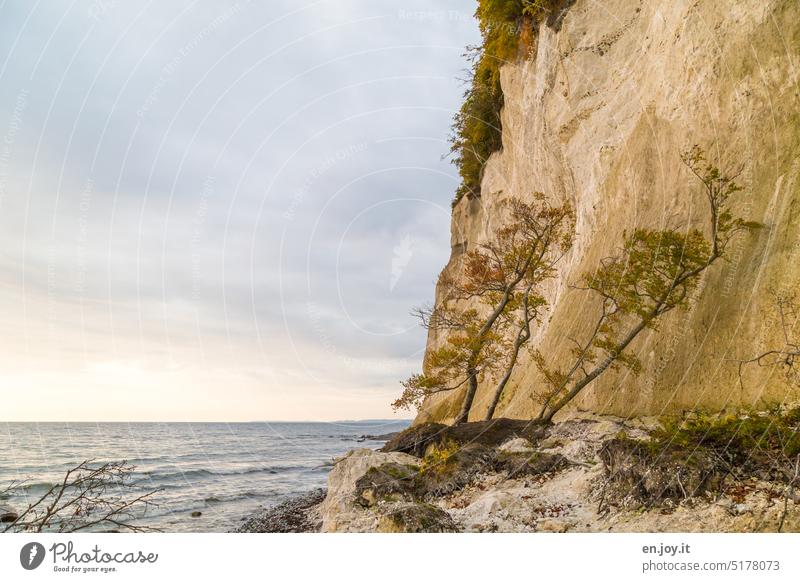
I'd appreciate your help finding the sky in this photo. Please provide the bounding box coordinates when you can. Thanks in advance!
[0,0,480,421]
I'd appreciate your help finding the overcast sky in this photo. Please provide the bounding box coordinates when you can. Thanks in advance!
[0,0,479,421]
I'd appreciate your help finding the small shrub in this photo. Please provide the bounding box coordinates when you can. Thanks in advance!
[654,408,800,463]
[451,1,557,203]
[419,440,461,474]
[601,407,800,508]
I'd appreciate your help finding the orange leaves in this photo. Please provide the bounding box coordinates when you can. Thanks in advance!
[395,195,575,415]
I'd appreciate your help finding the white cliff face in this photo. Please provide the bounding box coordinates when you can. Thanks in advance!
[419,0,800,424]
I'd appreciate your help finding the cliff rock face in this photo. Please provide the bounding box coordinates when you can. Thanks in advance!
[418,0,800,424]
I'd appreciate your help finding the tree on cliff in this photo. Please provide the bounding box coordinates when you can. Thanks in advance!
[393,194,574,424]
[484,216,578,420]
[534,146,759,423]
[450,0,558,202]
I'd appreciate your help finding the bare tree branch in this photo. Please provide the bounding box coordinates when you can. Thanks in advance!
[2,460,162,533]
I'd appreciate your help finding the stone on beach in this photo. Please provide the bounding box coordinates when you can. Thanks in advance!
[235,489,326,533]
[0,505,18,523]
[320,448,419,532]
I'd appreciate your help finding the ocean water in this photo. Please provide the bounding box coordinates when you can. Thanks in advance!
[0,420,409,532]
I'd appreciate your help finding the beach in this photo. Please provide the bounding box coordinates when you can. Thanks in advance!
[0,421,407,532]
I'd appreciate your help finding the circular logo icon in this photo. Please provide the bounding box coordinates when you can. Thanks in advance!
[20,542,46,570]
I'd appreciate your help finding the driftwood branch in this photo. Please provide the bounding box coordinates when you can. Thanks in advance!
[2,460,162,533]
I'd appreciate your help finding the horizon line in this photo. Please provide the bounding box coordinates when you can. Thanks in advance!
[1,418,414,424]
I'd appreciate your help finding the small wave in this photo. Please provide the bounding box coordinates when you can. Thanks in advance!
[139,491,274,514]
[15,481,56,492]
[138,464,315,483]
[203,491,269,504]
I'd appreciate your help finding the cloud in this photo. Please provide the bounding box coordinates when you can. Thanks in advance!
[0,0,479,421]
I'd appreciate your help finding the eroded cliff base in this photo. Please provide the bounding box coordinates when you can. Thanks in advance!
[314,412,800,533]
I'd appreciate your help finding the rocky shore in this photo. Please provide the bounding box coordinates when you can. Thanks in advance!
[233,433,403,532]
[234,488,326,533]
[240,413,800,533]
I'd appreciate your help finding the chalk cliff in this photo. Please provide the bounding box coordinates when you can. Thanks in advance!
[418,0,800,424]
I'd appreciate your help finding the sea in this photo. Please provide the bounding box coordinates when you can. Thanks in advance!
[0,420,410,532]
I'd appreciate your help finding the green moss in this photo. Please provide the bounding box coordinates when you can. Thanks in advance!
[450,1,559,204]
[600,406,800,507]
[652,406,800,462]
[355,463,420,507]
[377,502,458,533]
[414,443,496,498]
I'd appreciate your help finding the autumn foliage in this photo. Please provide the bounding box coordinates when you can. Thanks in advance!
[393,194,574,423]
[535,146,757,422]
[397,147,757,425]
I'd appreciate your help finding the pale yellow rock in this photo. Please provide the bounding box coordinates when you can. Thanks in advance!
[417,0,800,425]
[497,437,536,454]
[320,448,419,533]
[537,518,572,533]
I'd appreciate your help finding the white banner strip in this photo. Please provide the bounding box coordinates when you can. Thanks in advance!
[1,533,798,581]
